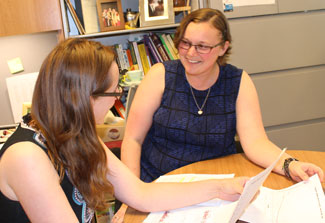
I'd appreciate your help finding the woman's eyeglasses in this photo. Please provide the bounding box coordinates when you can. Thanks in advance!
[179,39,224,54]
[92,85,124,100]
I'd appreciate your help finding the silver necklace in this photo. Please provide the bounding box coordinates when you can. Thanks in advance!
[189,85,211,115]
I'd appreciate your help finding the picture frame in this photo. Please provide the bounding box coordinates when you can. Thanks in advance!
[139,0,175,28]
[96,0,125,32]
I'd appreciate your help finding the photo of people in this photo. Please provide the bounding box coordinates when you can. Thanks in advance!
[148,0,164,17]
[101,3,121,27]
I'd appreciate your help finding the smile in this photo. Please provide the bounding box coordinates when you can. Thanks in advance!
[187,58,201,64]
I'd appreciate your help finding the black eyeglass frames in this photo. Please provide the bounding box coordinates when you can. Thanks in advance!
[92,85,124,99]
[179,39,224,54]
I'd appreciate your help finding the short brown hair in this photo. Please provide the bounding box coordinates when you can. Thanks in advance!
[174,8,232,65]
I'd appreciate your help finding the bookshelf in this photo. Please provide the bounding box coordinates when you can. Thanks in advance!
[59,0,184,73]
[59,0,187,122]
[59,0,189,39]
[72,23,180,39]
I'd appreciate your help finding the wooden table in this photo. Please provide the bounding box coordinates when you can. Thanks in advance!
[124,150,325,222]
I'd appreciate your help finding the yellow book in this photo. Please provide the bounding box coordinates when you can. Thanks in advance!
[161,34,177,60]
[166,34,179,59]
[137,43,150,75]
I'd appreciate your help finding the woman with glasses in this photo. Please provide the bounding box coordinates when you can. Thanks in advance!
[0,38,251,223]
[116,8,324,221]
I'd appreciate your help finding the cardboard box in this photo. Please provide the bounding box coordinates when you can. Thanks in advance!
[96,120,125,142]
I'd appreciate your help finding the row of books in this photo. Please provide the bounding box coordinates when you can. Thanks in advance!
[112,33,179,75]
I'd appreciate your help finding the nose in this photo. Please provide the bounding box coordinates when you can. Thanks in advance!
[186,45,197,56]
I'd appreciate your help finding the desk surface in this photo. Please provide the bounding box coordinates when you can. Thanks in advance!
[124,150,325,222]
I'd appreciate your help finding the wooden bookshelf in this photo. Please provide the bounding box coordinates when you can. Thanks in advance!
[67,23,180,39]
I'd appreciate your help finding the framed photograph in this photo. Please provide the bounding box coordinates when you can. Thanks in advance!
[139,0,175,27]
[96,0,125,32]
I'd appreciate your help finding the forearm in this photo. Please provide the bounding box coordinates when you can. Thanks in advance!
[121,139,142,178]
[134,180,228,212]
[242,137,292,175]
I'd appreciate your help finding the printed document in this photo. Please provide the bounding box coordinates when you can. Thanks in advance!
[144,149,325,223]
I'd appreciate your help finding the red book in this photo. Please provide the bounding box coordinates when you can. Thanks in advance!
[149,33,170,61]
[125,49,134,69]
[114,99,126,119]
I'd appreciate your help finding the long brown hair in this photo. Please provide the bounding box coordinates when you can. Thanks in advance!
[31,38,115,210]
[174,8,232,65]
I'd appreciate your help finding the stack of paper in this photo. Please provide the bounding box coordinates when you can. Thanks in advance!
[144,149,325,223]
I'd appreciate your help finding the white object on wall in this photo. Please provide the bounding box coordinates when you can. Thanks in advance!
[6,72,38,123]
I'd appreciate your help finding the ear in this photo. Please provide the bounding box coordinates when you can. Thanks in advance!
[218,41,230,57]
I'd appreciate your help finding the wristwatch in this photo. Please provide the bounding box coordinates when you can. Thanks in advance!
[283,157,299,180]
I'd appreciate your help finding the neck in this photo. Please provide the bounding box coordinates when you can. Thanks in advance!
[185,64,220,90]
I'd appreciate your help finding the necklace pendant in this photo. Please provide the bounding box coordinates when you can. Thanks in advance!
[198,110,203,115]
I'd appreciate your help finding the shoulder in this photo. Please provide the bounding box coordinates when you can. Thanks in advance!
[1,141,49,168]
[222,64,243,78]
[142,62,165,86]
[0,142,57,200]
[163,60,182,74]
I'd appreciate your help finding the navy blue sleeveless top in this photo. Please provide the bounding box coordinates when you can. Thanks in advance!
[140,60,242,182]
[0,116,94,223]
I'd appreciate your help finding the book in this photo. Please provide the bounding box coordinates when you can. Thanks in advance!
[149,33,170,61]
[143,35,162,64]
[137,43,150,75]
[110,46,122,72]
[161,33,178,60]
[166,34,179,59]
[128,43,138,69]
[125,49,134,70]
[115,44,127,71]
[122,49,130,70]
[113,99,126,119]
[144,42,152,68]
[132,41,144,72]
[159,34,174,60]
[147,35,163,63]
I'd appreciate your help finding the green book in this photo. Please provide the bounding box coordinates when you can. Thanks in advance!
[158,34,174,60]
[128,41,138,65]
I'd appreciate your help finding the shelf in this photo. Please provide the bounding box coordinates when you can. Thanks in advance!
[70,23,180,39]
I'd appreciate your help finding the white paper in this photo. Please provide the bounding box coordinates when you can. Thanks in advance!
[229,148,287,223]
[156,173,235,183]
[144,149,300,223]
[6,72,38,123]
[144,174,235,223]
[144,173,325,223]
[223,0,275,7]
[240,174,325,223]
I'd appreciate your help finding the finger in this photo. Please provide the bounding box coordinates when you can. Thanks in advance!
[112,214,121,223]
[309,166,325,182]
[296,169,309,181]
[318,169,324,182]
[232,177,249,195]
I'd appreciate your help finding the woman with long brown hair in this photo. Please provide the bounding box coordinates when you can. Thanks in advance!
[0,38,249,223]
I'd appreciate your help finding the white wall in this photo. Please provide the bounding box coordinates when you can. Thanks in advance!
[0,32,58,125]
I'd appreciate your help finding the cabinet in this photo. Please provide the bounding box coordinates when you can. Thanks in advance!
[0,0,63,40]
[208,1,325,150]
